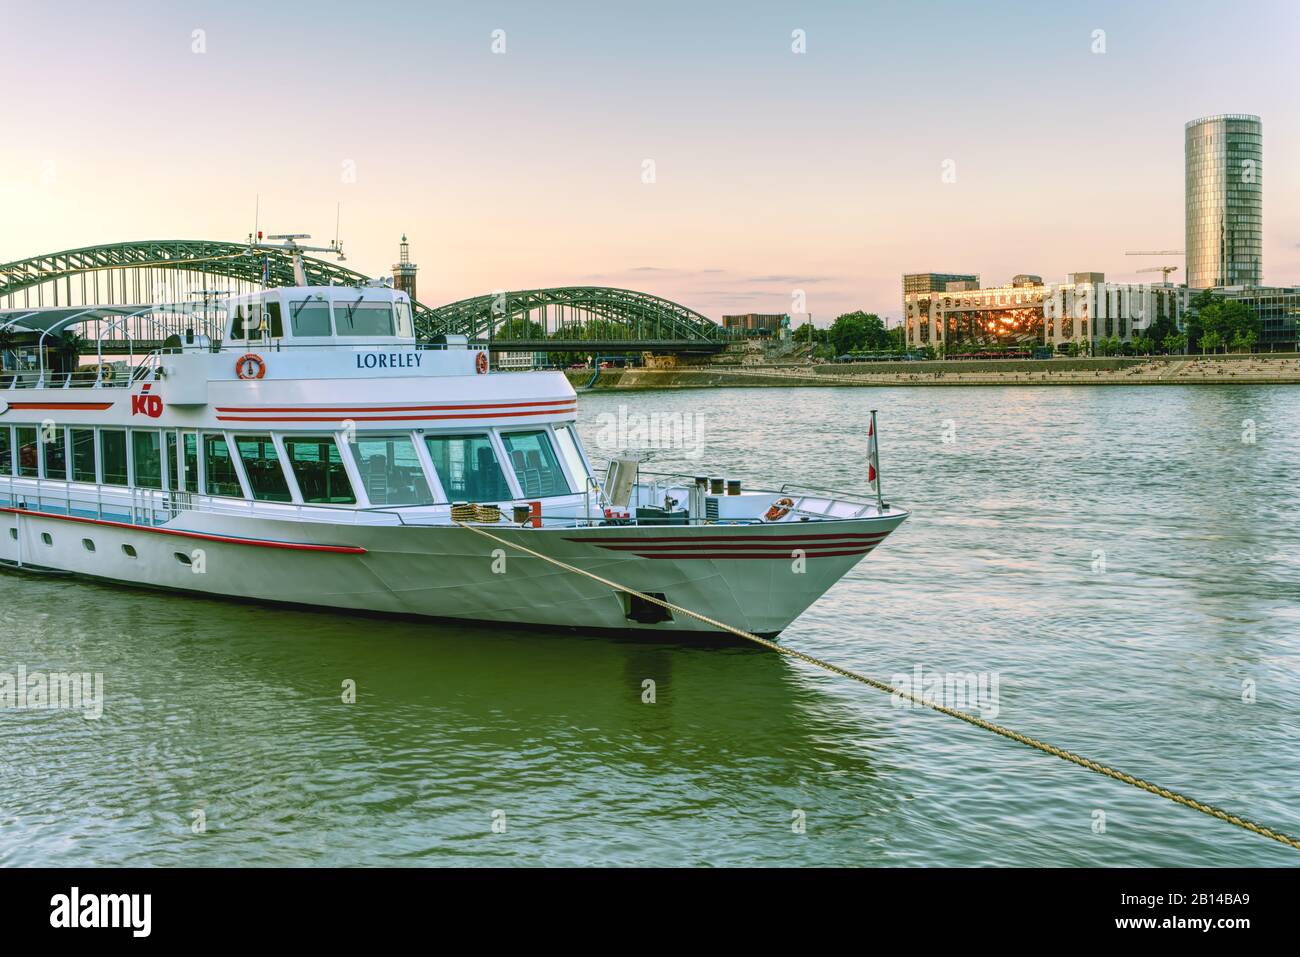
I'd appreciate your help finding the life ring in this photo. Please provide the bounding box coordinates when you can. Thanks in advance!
[236,353,266,380]
[764,496,795,522]
[475,351,488,374]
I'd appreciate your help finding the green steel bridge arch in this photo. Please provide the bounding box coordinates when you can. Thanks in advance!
[0,239,376,305]
[423,286,727,351]
[1,242,729,351]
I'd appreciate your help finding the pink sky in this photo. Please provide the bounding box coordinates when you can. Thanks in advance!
[2,1,1297,324]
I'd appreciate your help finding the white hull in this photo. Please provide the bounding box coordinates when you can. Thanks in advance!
[0,507,905,637]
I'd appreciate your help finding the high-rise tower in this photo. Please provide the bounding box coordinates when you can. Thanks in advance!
[1185,114,1262,288]
[392,234,418,302]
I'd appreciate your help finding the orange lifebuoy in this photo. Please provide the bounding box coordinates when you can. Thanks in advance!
[236,353,266,380]
[764,496,795,522]
[475,351,488,374]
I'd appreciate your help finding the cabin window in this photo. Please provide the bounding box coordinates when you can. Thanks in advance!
[553,425,589,491]
[204,434,242,497]
[232,300,283,339]
[0,427,10,476]
[335,300,395,337]
[394,301,414,337]
[71,429,96,483]
[42,428,68,480]
[283,437,356,504]
[16,427,39,478]
[234,434,292,501]
[182,433,199,493]
[131,430,163,489]
[100,430,128,486]
[348,434,432,506]
[289,300,333,337]
[424,433,511,503]
[166,433,178,490]
[501,430,574,497]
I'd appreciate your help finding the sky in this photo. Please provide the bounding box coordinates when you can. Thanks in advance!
[1,0,1297,325]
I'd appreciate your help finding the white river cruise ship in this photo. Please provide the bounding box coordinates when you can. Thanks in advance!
[0,262,907,637]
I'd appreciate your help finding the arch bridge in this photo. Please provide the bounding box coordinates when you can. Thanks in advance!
[423,286,729,352]
[0,241,730,353]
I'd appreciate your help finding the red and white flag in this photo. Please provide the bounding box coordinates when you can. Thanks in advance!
[867,411,881,498]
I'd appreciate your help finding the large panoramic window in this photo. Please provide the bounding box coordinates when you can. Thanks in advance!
[131,430,163,489]
[43,428,67,481]
[100,429,128,486]
[71,429,96,483]
[204,433,241,497]
[235,434,291,501]
[16,427,38,478]
[348,434,432,506]
[335,299,394,337]
[283,437,356,504]
[424,433,511,503]
[501,430,573,497]
[290,300,333,337]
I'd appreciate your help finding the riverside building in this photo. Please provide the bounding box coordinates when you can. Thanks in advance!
[903,273,1188,352]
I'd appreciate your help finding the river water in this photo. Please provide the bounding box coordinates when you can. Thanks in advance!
[1,384,1297,866]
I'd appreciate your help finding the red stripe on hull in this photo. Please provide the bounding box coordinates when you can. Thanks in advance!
[624,547,877,560]
[7,402,114,411]
[0,507,366,554]
[584,538,886,552]
[216,405,576,423]
[565,531,891,544]
[214,399,576,414]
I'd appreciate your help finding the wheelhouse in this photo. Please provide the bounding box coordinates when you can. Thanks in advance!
[224,286,416,349]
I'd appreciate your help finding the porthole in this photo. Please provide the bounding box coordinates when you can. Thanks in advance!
[40,532,52,546]
[83,539,96,552]
[122,544,137,558]
[7,528,15,540]
[174,552,192,566]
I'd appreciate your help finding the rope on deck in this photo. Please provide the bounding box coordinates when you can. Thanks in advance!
[454,520,1300,852]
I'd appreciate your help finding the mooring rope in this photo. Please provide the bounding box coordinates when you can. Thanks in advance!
[455,520,1300,852]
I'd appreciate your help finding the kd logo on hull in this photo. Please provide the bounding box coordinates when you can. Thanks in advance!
[131,393,164,417]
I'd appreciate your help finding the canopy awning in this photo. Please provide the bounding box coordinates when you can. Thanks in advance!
[0,304,197,335]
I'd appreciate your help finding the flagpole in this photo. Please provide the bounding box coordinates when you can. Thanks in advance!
[869,408,884,511]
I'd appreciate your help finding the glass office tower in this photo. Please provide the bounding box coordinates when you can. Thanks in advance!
[1185,114,1262,288]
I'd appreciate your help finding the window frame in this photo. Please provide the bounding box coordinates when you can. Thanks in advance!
[130,428,165,490]
[229,432,293,503]
[70,428,98,484]
[281,434,357,506]
[288,298,335,339]
[551,423,592,495]
[500,427,576,498]
[98,428,129,487]
[421,429,519,504]
[40,425,70,482]
[349,430,437,508]
[201,430,245,499]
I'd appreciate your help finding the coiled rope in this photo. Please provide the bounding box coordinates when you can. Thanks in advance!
[455,520,1300,852]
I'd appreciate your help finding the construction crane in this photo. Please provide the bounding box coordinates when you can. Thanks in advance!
[1126,250,1184,284]
[1136,265,1179,282]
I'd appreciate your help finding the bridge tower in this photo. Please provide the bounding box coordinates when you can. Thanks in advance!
[392,234,418,302]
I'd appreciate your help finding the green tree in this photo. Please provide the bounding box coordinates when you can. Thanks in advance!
[1163,332,1187,355]
[828,311,888,355]
[1185,292,1260,354]
[1200,330,1223,354]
